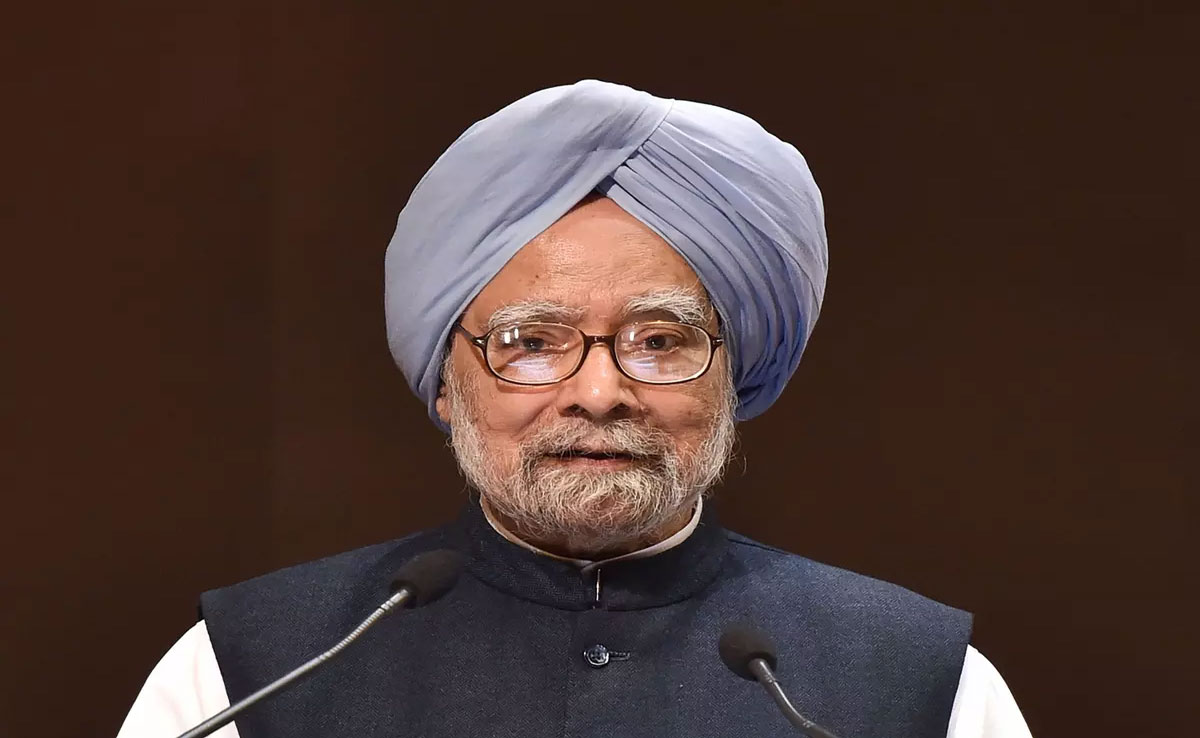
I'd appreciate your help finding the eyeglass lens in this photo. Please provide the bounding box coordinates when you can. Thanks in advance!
[486,322,712,384]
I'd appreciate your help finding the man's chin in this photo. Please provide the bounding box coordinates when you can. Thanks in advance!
[492,496,672,545]
[542,515,662,557]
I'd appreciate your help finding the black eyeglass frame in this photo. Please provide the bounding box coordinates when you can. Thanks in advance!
[453,321,725,386]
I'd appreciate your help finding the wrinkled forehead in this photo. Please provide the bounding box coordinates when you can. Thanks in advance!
[462,197,718,331]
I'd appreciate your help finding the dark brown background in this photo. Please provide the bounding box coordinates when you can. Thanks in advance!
[4,4,1195,737]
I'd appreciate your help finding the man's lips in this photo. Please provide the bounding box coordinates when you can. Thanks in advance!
[547,449,637,460]
[541,449,647,463]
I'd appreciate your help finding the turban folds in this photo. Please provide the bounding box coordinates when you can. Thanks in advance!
[385,80,828,431]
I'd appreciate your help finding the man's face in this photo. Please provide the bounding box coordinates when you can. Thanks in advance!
[436,196,736,556]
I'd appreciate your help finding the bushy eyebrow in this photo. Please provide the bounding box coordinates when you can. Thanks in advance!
[484,288,714,332]
[485,300,586,332]
[620,287,713,327]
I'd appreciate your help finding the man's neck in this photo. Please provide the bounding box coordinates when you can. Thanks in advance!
[480,497,701,562]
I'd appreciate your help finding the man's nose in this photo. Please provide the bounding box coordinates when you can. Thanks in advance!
[555,343,639,420]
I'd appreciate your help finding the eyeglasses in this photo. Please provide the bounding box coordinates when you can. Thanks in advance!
[453,321,725,386]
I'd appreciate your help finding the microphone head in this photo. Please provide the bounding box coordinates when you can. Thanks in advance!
[718,623,778,680]
[389,549,465,607]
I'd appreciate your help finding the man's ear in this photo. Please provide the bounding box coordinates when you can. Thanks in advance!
[435,378,450,426]
[435,335,460,427]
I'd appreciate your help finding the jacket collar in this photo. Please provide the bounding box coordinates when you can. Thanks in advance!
[454,497,729,611]
[479,496,705,573]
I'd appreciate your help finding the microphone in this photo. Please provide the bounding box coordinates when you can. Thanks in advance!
[176,548,465,738]
[718,624,844,738]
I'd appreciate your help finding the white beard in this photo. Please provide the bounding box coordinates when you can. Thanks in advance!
[444,366,737,554]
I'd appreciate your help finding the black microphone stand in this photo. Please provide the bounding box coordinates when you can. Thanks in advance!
[176,586,415,738]
[746,657,843,738]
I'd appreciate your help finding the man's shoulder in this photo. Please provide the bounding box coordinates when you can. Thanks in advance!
[721,528,973,631]
[200,524,451,624]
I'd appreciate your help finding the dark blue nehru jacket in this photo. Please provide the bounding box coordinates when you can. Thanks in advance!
[201,502,971,738]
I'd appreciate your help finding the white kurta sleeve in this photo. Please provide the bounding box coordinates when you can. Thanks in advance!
[116,620,238,738]
[946,645,1033,738]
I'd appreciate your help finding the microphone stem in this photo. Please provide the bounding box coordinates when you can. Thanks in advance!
[175,588,413,738]
[748,658,842,738]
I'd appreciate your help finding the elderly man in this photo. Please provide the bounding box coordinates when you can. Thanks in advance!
[118,81,1031,738]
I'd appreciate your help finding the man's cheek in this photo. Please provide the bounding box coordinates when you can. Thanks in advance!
[481,396,553,434]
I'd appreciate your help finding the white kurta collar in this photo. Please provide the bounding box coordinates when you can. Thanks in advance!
[479,496,704,574]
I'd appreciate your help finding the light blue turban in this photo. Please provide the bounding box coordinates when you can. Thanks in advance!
[385,80,827,431]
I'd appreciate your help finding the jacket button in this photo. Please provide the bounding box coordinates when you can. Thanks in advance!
[583,644,610,668]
